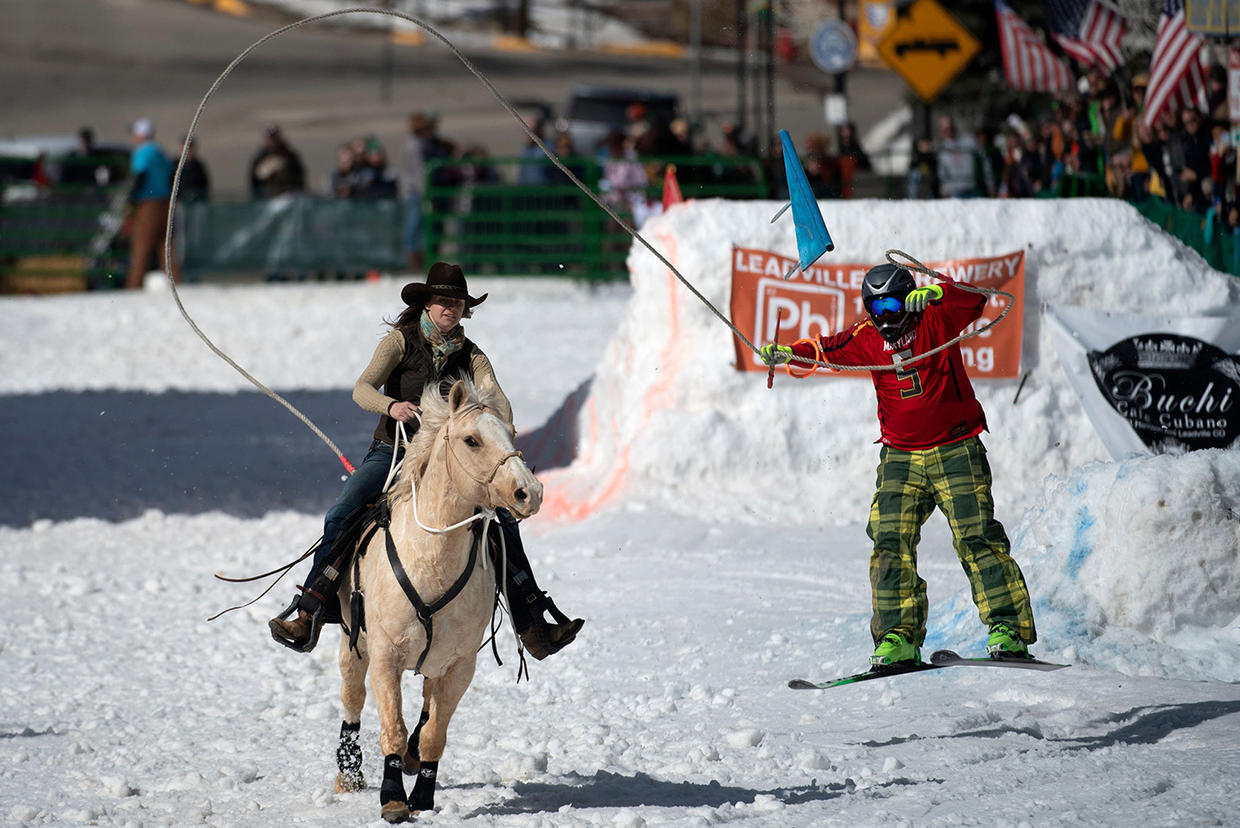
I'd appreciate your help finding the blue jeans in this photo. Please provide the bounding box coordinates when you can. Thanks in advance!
[306,442,398,583]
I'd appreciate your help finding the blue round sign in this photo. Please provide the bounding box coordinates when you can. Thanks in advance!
[809,20,857,75]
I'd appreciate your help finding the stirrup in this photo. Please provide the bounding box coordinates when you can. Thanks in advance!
[269,593,326,653]
[519,593,584,660]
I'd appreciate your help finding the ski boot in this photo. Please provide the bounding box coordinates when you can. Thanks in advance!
[986,622,1030,659]
[870,631,920,669]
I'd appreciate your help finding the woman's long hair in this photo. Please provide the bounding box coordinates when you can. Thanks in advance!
[388,305,424,331]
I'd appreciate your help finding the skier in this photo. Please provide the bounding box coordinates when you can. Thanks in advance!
[760,263,1037,668]
[269,262,584,660]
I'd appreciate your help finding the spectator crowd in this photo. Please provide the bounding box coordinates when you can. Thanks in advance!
[23,57,1237,291]
[902,63,1238,235]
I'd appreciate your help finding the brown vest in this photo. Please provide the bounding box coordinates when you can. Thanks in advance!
[373,325,476,444]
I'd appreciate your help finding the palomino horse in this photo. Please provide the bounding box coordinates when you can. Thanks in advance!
[332,377,542,823]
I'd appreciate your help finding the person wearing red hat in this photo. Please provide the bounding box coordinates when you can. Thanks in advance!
[270,262,583,660]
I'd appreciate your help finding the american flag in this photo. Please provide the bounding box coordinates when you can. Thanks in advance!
[1045,0,1127,73]
[995,0,1073,92]
[1142,0,1207,129]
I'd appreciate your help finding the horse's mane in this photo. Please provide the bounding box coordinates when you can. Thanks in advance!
[389,374,506,504]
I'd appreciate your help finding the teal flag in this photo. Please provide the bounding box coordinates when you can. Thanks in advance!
[779,129,834,275]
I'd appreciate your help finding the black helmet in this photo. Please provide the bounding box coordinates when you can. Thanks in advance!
[861,263,917,343]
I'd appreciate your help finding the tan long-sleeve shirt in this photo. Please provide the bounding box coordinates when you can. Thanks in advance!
[352,329,513,426]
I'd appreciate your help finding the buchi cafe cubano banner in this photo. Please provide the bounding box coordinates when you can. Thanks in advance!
[1047,306,1240,458]
[729,247,1026,378]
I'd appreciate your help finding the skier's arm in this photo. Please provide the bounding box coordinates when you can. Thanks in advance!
[761,323,870,371]
[905,283,944,312]
[935,278,989,331]
[816,322,873,367]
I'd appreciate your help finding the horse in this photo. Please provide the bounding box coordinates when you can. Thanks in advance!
[331,376,542,823]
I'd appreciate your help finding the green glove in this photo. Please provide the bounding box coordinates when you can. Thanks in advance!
[905,283,944,313]
[760,343,793,366]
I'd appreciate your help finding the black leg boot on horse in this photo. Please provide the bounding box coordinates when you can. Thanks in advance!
[490,508,584,660]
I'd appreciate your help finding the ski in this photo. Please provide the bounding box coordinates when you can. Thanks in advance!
[788,660,944,690]
[789,649,1069,689]
[928,649,1069,671]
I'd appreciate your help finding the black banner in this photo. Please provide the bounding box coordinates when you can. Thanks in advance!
[1087,334,1240,453]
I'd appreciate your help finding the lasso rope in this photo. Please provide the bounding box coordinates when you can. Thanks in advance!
[162,7,1017,469]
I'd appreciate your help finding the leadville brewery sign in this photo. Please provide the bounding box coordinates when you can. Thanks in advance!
[1087,333,1240,452]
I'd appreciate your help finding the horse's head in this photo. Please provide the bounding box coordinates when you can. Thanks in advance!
[408,377,542,519]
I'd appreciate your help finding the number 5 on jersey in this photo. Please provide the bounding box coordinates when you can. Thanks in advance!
[893,348,923,398]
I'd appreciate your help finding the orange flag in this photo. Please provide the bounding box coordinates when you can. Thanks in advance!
[662,164,683,210]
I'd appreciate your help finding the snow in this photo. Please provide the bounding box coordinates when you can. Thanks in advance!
[2,197,1240,826]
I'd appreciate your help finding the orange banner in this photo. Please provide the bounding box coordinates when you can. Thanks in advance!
[729,246,1025,378]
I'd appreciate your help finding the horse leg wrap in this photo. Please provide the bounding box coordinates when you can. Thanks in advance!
[336,720,363,789]
[408,760,438,813]
[405,709,430,773]
[380,754,407,805]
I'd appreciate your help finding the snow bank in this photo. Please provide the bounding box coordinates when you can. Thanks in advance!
[541,197,1240,679]
[935,449,1240,681]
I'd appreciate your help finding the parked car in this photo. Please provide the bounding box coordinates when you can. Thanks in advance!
[563,86,679,153]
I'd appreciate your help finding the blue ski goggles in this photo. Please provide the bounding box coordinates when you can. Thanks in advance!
[869,296,903,316]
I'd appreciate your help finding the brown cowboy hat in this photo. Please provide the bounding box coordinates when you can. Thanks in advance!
[401,261,488,309]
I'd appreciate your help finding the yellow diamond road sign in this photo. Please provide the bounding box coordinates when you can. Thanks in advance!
[876,0,980,102]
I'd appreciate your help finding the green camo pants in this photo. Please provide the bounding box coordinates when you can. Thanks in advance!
[866,436,1036,647]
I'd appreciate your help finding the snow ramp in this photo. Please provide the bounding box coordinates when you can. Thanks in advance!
[537,198,1240,680]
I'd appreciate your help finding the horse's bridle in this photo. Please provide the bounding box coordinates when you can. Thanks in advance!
[440,404,526,498]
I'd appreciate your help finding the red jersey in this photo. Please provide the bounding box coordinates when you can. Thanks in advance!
[790,279,988,450]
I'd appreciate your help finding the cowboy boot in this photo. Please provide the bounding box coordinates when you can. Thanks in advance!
[489,511,584,660]
[269,546,346,653]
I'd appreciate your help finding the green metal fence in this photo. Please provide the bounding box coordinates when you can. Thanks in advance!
[0,193,129,290]
[11,151,1237,291]
[179,198,405,275]
[423,154,766,280]
[1134,197,1240,278]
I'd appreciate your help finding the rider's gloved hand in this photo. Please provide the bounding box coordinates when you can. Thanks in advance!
[904,284,944,313]
[760,343,793,366]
